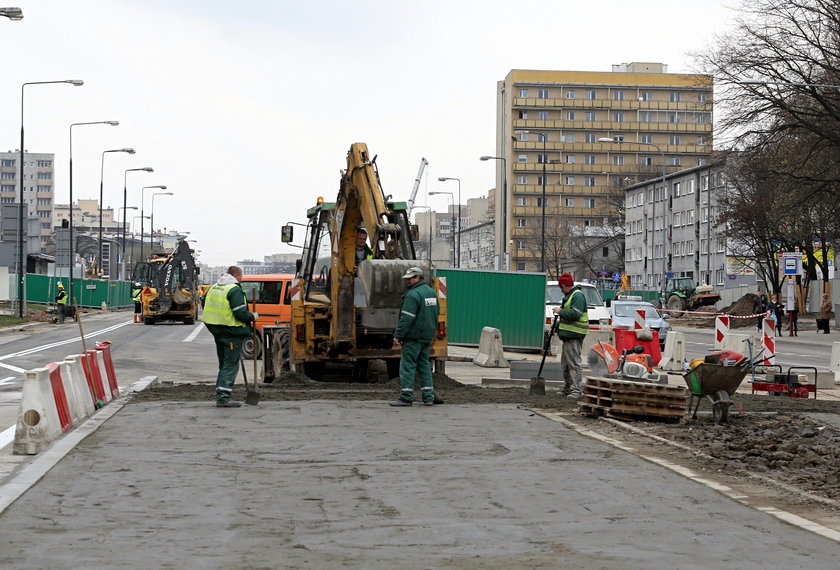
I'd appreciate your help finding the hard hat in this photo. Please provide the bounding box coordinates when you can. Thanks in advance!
[57,282,64,289]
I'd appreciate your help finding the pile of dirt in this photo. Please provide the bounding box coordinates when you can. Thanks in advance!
[720,293,763,328]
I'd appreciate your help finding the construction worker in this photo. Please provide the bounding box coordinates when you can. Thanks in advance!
[390,266,440,407]
[202,266,258,408]
[131,287,142,323]
[55,283,68,323]
[355,228,374,267]
[552,273,589,399]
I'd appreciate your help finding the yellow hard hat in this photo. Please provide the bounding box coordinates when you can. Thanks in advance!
[57,282,64,289]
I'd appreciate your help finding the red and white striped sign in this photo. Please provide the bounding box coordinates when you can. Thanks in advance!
[715,315,729,349]
[634,309,646,330]
[761,316,776,365]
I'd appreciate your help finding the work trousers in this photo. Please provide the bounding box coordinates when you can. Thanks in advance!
[212,336,244,402]
[398,340,434,403]
[57,304,67,323]
[558,337,584,397]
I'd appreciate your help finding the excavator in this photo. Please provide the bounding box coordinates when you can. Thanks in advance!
[265,142,448,382]
[130,240,200,325]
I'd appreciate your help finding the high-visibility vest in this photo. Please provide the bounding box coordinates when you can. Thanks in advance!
[202,283,246,327]
[556,289,589,335]
[131,289,141,302]
[56,291,67,305]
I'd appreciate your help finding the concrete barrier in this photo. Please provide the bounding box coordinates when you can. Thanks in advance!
[723,333,754,359]
[473,327,509,368]
[582,328,614,358]
[658,331,686,372]
[13,365,74,455]
[831,342,840,384]
[63,355,96,419]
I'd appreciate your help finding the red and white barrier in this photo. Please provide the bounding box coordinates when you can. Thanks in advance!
[95,341,120,399]
[715,315,729,349]
[82,350,109,406]
[13,365,73,455]
[633,309,646,330]
[761,317,776,365]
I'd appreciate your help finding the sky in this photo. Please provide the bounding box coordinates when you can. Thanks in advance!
[0,0,741,267]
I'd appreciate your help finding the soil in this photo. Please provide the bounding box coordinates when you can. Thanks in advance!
[133,372,840,510]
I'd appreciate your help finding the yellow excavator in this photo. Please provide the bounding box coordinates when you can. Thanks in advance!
[130,240,200,325]
[263,142,448,382]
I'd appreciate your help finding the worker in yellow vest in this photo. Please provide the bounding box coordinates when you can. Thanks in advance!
[202,266,258,408]
[55,282,68,323]
[551,273,589,399]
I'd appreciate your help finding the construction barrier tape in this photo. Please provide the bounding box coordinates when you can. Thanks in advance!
[667,309,773,319]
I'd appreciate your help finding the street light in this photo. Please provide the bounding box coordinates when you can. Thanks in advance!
[599,137,667,294]
[140,185,166,262]
[150,192,174,254]
[480,155,508,270]
[0,7,23,19]
[437,177,461,267]
[19,79,83,318]
[99,148,135,278]
[123,167,153,278]
[429,191,454,267]
[69,120,118,305]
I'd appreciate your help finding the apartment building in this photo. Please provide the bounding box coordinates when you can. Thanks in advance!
[53,199,118,234]
[0,150,55,254]
[493,63,713,275]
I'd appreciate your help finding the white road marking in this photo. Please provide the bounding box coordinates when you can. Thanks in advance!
[182,323,205,342]
[0,376,16,385]
[0,425,14,449]
[0,364,25,373]
[0,320,132,362]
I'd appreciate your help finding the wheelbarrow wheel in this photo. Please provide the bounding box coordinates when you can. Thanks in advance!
[712,390,730,424]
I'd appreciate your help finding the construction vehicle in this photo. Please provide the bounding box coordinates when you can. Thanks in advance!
[662,277,721,314]
[264,142,448,382]
[239,273,294,359]
[130,240,200,325]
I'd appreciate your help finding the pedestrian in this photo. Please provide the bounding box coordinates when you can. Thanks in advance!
[390,266,440,407]
[817,293,833,334]
[55,282,68,323]
[355,228,373,267]
[789,305,799,336]
[552,273,589,399]
[773,300,784,336]
[202,266,258,407]
[753,292,768,332]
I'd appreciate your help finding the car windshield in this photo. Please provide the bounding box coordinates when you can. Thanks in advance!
[546,284,604,306]
[614,304,661,319]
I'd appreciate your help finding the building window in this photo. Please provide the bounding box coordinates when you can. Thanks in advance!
[585,111,596,121]
[517,196,526,206]
[641,156,653,166]
[537,133,548,143]
[565,197,575,207]
[566,89,576,99]
[641,91,653,101]
[536,197,545,207]
[518,131,529,141]
[701,175,709,191]
[668,157,681,166]
[613,112,624,122]
[0,197,13,204]
[1,184,14,192]
[687,179,695,194]
[517,240,526,250]
[538,88,549,99]
[584,199,596,208]
[585,133,596,143]
[641,135,652,144]
[698,93,707,102]
[612,156,624,166]
[517,261,526,270]
[537,110,549,120]
[566,155,575,164]
[584,155,596,165]
[669,135,681,145]
[583,219,594,227]
[518,110,528,119]
[517,175,527,184]
[565,176,575,185]
[37,172,52,180]
[564,133,575,143]
[517,154,527,163]
[613,90,624,101]
[38,210,50,218]
[584,177,596,186]
[41,222,51,229]
[517,218,527,227]
[639,111,653,122]
[670,92,681,102]
[586,89,597,100]
[612,134,625,142]
[37,185,51,192]
[603,247,609,257]
[1,172,14,180]
[669,113,680,123]
[537,154,548,164]
[697,158,707,166]
[673,182,682,197]
[37,160,52,167]
[696,113,708,124]
[36,197,50,205]
[519,88,528,97]
[1,159,16,167]
[537,175,547,185]
[566,111,576,120]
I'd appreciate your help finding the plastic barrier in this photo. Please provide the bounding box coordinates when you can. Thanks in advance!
[54,360,86,427]
[658,331,686,372]
[473,327,509,368]
[723,333,753,358]
[614,328,661,364]
[761,317,776,365]
[95,341,120,399]
[13,365,73,455]
[633,309,646,330]
[715,316,729,350]
[582,327,614,359]
[81,351,108,406]
[831,342,840,384]
[63,355,96,419]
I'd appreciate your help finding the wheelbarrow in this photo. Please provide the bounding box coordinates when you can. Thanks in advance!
[683,361,750,423]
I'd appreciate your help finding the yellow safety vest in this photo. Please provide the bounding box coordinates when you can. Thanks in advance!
[131,289,141,302]
[556,289,589,335]
[202,283,247,327]
[56,291,67,305]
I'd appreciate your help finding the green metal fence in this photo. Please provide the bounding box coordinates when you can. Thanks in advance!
[19,274,133,308]
[437,268,545,349]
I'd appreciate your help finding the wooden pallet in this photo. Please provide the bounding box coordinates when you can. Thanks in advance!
[579,376,687,423]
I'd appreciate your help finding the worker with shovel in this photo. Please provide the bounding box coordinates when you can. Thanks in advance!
[202,266,258,408]
[552,273,589,399]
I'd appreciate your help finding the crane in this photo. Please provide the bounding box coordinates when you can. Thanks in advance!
[406,157,428,216]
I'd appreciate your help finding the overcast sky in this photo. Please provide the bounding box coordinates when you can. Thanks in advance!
[0,0,740,267]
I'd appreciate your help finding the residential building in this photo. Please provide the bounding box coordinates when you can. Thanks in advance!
[493,63,713,276]
[0,150,55,254]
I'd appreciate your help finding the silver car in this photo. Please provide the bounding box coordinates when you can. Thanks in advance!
[607,299,671,349]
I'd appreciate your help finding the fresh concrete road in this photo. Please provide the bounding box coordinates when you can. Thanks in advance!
[0,400,838,568]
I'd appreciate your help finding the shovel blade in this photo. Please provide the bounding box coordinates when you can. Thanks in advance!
[245,390,261,406]
[529,376,546,396]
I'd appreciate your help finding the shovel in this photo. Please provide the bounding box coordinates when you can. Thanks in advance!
[531,314,559,396]
[240,293,261,406]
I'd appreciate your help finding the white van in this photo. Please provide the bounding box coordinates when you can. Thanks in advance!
[544,281,610,340]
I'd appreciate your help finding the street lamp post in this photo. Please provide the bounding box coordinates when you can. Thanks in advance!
[480,155,507,270]
[19,79,83,318]
[98,148,135,278]
[599,137,667,294]
[140,185,166,262]
[123,167,153,278]
[437,177,461,267]
[0,7,23,19]
[69,120,118,305]
[150,192,174,253]
[429,191,455,267]
[118,206,137,269]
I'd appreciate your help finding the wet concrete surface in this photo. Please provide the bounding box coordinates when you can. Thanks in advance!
[0,400,839,568]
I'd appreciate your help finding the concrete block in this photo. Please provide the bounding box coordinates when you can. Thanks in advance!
[658,331,686,372]
[472,327,509,368]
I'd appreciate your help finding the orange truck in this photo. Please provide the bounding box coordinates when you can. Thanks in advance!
[238,274,294,359]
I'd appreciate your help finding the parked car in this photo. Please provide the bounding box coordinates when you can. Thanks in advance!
[606,296,671,349]
[545,281,610,344]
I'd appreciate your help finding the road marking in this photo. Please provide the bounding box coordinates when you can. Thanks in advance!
[0,425,14,449]
[0,320,132,362]
[0,376,16,385]
[183,323,205,342]
[0,364,25,373]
